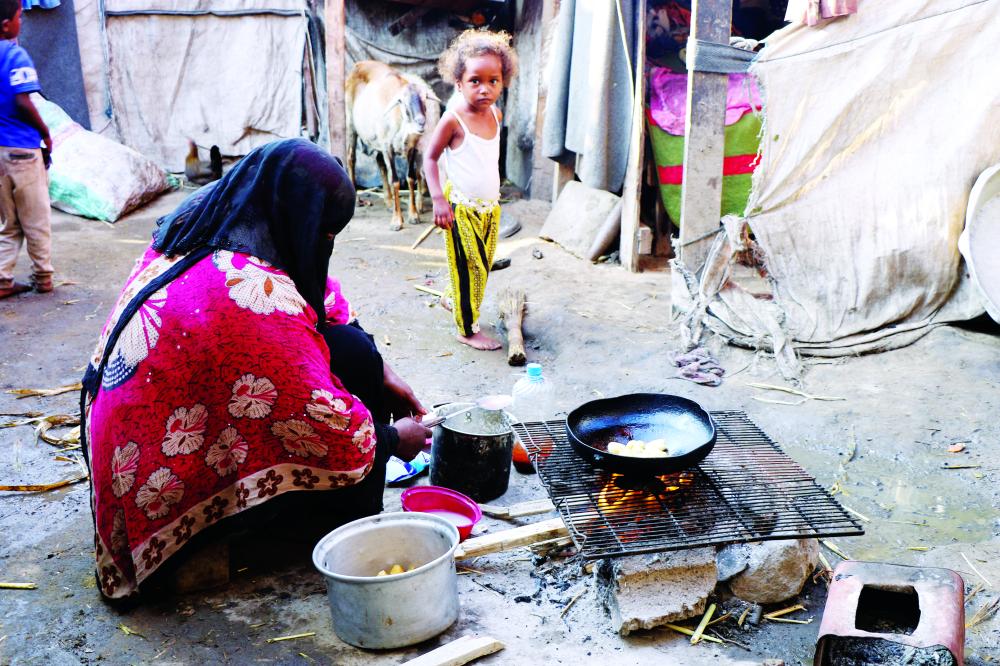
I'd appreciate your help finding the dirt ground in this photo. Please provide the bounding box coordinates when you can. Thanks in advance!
[1,190,998,665]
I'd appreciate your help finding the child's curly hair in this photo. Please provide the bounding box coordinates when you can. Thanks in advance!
[438,29,519,86]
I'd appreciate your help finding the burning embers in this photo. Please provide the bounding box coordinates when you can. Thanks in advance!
[566,471,717,546]
[596,471,694,514]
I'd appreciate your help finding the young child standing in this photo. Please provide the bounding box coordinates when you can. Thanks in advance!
[424,30,517,350]
[0,0,53,299]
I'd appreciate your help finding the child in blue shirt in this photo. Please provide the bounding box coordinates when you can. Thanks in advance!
[0,0,53,299]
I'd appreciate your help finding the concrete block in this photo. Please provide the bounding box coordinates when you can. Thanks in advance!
[597,548,717,635]
[540,181,621,259]
[728,539,819,604]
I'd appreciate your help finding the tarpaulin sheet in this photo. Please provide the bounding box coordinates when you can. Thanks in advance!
[676,0,996,371]
[102,0,308,170]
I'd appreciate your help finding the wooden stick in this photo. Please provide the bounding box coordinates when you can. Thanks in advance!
[265,632,316,643]
[707,612,731,627]
[529,536,574,556]
[8,383,83,399]
[961,552,993,587]
[0,582,36,589]
[766,617,812,625]
[497,288,526,366]
[0,475,88,492]
[454,518,567,560]
[414,284,444,298]
[764,604,805,619]
[479,499,555,519]
[560,590,585,617]
[663,624,724,644]
[411,224,437,250]
[821,539,850,560]
[690,603,716,644]
[402,635,504,666]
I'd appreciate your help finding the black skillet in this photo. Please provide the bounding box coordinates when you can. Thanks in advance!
[566,393,716,476]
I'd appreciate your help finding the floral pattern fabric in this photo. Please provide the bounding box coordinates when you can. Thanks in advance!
[86,247,373,599]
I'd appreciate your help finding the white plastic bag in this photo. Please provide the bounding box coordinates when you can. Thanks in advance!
[36,94,174,223]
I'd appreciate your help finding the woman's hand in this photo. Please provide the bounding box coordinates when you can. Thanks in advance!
[432,196,454,230]
[393,417,431,462]
[383,362,426,420]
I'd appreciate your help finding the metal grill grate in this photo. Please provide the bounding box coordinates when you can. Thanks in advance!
[513,411,864,559]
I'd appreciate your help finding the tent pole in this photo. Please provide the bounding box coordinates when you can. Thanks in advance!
[619,0,648,273]
[325,0,347,159]
[677,0,732,274]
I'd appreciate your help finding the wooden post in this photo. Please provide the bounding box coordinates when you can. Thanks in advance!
[325,0,347,159]
[619,0,648,273]
[676,0,732,273]
[531,0,562,200]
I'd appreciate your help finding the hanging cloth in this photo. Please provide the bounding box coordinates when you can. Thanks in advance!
[22,0,62,9]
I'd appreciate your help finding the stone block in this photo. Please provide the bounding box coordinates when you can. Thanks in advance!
[727,539,819,604]
[597,547,717,635]
[540,181,621,259]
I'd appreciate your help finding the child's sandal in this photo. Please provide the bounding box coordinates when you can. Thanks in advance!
[0,281,32,299]
[31,276,54,293]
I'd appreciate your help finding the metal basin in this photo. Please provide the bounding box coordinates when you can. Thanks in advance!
[312,513,460,649]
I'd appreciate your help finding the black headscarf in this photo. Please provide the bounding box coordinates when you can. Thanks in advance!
[152,138,356,325]
[84,138,354,405]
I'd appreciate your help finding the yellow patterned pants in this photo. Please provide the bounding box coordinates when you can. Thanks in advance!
[443,182,500,336]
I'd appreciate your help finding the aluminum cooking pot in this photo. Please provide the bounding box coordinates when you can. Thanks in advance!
[566,393,716,476]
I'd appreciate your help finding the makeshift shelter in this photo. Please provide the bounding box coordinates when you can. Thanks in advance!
[674,0,997,376]
[71,0,327,171]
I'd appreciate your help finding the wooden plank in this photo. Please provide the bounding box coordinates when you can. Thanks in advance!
[325,0,347,159]
[619,0,648,273]
[677,0,733,272]
[453,517,568,559]
[401,635,505,666]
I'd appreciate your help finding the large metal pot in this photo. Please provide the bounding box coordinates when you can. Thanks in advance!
[312,513,460,649]
[430,402,514,502]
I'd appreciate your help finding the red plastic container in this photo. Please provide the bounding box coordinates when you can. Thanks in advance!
[400,486,482,541]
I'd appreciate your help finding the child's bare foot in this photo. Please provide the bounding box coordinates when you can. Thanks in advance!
[439,296,452,312]
[457,331,502,351]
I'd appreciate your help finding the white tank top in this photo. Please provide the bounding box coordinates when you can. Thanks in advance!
[443,106,501,203]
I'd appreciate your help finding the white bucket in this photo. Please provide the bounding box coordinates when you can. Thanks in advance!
[312,512,460,649]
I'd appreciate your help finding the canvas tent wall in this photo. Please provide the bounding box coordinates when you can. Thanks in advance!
[72,0,324,172]
[675,0,996,376]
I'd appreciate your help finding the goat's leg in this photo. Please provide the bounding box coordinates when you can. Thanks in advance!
[415,168,425,215]
[375,153,393,211]
[406,148,420,225]
[346,123,357,186]
[384,149,404,231]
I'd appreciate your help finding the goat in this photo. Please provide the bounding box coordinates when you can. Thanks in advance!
[345,61,440,230]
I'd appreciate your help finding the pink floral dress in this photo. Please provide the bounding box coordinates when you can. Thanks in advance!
[86,246,372,599]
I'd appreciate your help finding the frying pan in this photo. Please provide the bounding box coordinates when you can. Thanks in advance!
[566,393,716,476]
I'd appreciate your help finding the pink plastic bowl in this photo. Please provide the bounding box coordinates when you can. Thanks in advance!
[400,486,482,541]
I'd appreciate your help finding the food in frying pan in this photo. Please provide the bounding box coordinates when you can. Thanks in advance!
[606,438,670,458]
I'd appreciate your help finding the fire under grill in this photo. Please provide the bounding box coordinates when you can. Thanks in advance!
[514,410,864,559]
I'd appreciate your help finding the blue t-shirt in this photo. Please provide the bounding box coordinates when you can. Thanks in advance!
[0,40,42,149]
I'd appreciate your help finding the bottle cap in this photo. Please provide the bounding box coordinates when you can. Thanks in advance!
[526,363,542,378]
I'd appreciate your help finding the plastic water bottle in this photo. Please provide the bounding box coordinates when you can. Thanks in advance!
[511,363,554,424]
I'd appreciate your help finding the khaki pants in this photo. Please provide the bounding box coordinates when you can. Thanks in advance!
[0,146,52,288]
